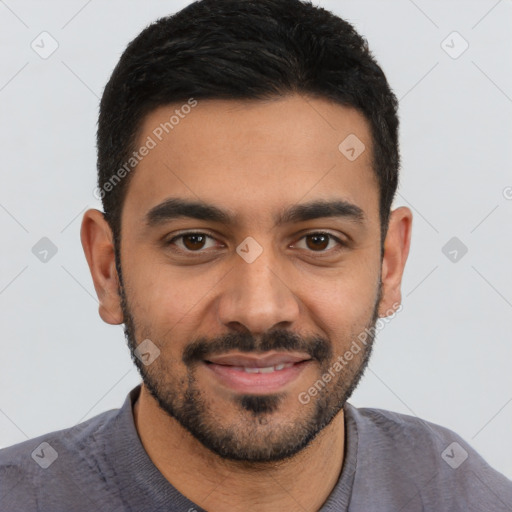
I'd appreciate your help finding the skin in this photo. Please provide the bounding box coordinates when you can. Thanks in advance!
[81,94,412,511]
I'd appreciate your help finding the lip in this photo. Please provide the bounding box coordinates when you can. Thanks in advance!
[203,353,313,394]
[205,351,312,368]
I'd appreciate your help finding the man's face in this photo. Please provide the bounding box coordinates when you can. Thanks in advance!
[118,94,384,462]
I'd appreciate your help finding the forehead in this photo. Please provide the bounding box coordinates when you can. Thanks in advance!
[122,94,379,231]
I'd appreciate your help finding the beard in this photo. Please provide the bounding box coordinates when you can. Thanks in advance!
[116,256,382,463]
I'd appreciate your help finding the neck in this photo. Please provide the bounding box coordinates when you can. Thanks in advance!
[133,384,346,512]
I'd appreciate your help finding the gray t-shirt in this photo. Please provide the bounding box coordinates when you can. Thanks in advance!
[1,384,511,511]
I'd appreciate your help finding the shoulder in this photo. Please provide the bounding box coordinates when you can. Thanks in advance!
[344,403,512,511]
[347,403,460,448]
[0,408,119,512]
[0,406,119,467]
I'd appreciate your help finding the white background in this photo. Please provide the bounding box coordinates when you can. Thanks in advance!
[0,0,511,480]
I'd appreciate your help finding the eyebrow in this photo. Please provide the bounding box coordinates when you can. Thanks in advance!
[145,197,366,228]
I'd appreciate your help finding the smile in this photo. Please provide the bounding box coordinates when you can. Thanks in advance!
[224,363,295,373]
[202,353,313,394]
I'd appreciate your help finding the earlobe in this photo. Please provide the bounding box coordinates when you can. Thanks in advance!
[378,206,413,317]
[80,209,124,325]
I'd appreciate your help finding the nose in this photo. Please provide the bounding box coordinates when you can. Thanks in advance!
[216,243,300,335]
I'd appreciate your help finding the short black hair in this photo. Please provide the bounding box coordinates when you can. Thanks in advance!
[97,0,400,251]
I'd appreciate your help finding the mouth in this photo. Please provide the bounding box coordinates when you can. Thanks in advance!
[202,351,313,394]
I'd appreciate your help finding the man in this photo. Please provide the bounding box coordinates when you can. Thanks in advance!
[1,0,511,510]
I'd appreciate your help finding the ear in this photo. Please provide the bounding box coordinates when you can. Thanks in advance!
[80,209,124,325]
[378,206,413,317]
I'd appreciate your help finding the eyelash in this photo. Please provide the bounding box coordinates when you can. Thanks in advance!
[166,231,347,255]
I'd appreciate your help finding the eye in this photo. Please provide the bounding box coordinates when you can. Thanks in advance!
[293,232,346,253]
[167,232,219,252]
[165,231,346,254]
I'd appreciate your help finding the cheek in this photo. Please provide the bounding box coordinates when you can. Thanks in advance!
[123,248,180,312]
[124,258,220,344]
[302,269,379,342]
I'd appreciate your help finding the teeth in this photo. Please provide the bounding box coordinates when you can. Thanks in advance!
[242,363,293,373]
[244,367,262,373]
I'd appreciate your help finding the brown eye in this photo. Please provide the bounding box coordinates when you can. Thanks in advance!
[305,233,330,251]
[182,233,207,251]
[168,232,217,252]
[293,232,345,253]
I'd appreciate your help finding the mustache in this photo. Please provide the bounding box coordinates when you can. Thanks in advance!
[182,329,332,365]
